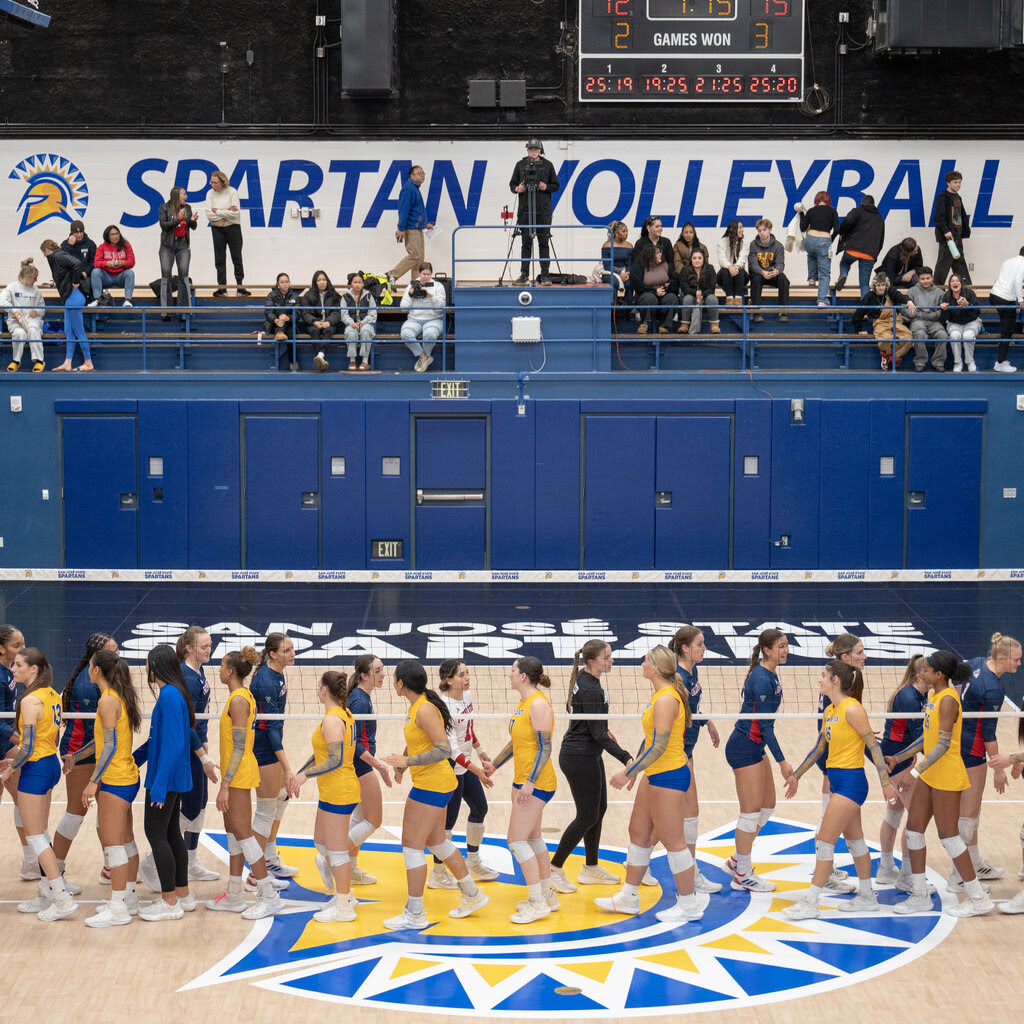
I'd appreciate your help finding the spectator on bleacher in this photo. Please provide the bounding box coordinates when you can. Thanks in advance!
[158,187,198,319]
[301,270,342,372]
[601,221,633,305]
[748,219,789,323]
[933,170,971,286]
[387,165,433,288]
[61,220,97,300]
[797,191,839,307]
[91,225,136,307]
[204,170,249,297]
[835,194,885,296]
[878,237,923,290]
[263,272,301,370]
[678,250,720,335]
[715,220,749,306]
[634,244,679,335]
[905,267,949,372]
[40,237,87,304]
[987,245,1024,373]
[672,222,710,276]
[340,272,376,371]
[940,274,981,373]
[631,216,676,333]
[852,273,912,370]
[400,261,446,372]
[2,258,46,373]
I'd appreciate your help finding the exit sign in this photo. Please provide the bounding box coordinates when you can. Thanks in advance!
[372,539,404,559]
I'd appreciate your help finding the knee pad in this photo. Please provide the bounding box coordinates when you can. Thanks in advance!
[106,844,129,868]
[276,789,289,819]
[349,805,365,827]
[428,839,457,862]
[758,807,774,830]
[26,833,49,858]
[815,839,836,862]
[240,835,265,864]
[348,818,376,847]
[684,817,699,846]
[180,808,205,835]
[883,805,905,829]
[124,840,138,859]
[957,815,979,844]
[12,806,22,828]
[847,838,869,858]
[227,834,242,856]
[509,840,534,865]
[314,842,327,857]
[466,821,486,847]
[940,834,967,860]
[627,843,653,868]
[327,850,350,867]
[56,812,85,841]
[527,837,548,859]
[906,829,927,851]
[252,797,277,836]
[402,846,427,869]
[666,848,694,875]
[736,811,760,834]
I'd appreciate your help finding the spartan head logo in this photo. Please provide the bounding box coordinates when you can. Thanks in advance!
[10,153,89,233]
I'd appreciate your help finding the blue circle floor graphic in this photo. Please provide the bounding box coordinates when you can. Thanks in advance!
[183,819,955,1017]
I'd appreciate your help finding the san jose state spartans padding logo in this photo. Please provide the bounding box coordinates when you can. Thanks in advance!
[184,819,953,1017]
[10,153,89,233]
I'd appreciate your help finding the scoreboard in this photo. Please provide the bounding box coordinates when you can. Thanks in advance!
[579,0,804,102]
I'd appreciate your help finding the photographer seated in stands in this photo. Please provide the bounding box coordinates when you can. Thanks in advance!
[679,249,720,335]
[400,261,446,372]
[264,272,301,370]
[340,272,376,371]
[852,272,912,370]
[748,219,789,322]
[878,237,923,290]
[301,269,342,373]
[905,266,949,372]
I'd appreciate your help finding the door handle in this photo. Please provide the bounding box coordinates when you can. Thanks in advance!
[416,489,485,505]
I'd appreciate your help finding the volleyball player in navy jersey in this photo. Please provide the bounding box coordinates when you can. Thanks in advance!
[952,632,1021,890]
[0,624,31,877]
[724,628,795,892]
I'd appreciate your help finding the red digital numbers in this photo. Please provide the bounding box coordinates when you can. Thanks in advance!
[762,0,789,13]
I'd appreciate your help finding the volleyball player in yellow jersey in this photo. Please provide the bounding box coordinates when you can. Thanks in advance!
[595,645,706,923]
[489,656,557,924]
[0,648,77,921]
[382,660,489,930]
[783,660,897,920]
[290,670,362,923]
[205,647,283,920]
[887,650,995,917]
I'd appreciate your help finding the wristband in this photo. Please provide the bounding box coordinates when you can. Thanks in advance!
[200,754,213,766]
[909,767,920,779]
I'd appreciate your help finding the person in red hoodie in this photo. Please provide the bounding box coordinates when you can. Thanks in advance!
[91,225,136,307]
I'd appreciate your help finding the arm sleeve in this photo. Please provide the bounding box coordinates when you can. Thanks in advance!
[222,728,246,784]
[528,731,552,783]
[406,736,452,766]
[890,735,923,763]
[303,739,343,777]
[72,739,97,764]
[911,730,951,776]
[7,724,35,771]
[89,728,118,783]
[624,729,669,778]
[792,729,828,781]
[491,740,513,769]
[860,730,891,787]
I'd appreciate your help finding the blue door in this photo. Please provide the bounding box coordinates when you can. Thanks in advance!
[62,415,138,567]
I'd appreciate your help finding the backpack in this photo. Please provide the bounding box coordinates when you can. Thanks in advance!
[361,272,393,306]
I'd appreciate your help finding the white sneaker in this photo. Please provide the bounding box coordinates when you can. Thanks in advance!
[895,871,936,895]
[180,893,199,912]
[315,854,335,890]
[953,361,963,373]
[874,863,901,885]
[967,361,977,372]
[782,895,820,920]
[694,866,723,894]
[466,854,499,881]
[383,907,429,931]
[731,871,776,892]
[640,868,658,887]
[510,899,550,924]
[975,859,1004,880]
[266,857,299,879]
[946,894,995,918]
[241,891,285,920]
[188,861,221,882]
[549,866,577,893]
[947,874,990,895]
[994,360,1017,373]
[61,875,82,896]
[449,889,490,919]
[122,300,133,308]
[838,891,880,913]
[85,902,132,928]
[206,891,248,912]
[577,864,621,885]
[350,865,377,885]
[998,889,1024,914]
[99,865,112,885]
[139,899,184,921]
[544,887,560,911]
[38,893,78,921]
[139,853,161,892]
[314,895,357,923]
[893,893,934,915]
[655,891,709,923]
[20,857,41,881]
[427,865,459,890]
[594,891,642,915]
[18,882,53,913]
[825,871,858,894]
[830,867,849,880]
[246,872,289,892]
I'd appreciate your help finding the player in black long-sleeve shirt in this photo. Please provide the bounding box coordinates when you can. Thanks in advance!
[549,640,631,892]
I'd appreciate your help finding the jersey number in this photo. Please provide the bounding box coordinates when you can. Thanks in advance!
[53,705,62,728]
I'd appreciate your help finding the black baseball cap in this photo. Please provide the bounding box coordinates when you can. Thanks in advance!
[526,138,542,150]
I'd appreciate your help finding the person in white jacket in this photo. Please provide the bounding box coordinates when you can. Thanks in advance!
[400,261,446,372]
[2,258,45,372]
[715,221,750,306]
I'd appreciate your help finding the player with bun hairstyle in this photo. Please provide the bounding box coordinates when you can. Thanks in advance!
[1,648,78,920]
[876,654,930,892]
[723,628,795,892]
[382,660,489,929]
[428,659,499,890]
[596,645,707,923]
[887,650,994,917]
[345,655,392,885]
[0,624,32,878]
[290,670,363,923]
[549,639,630,895]
[950,632,1021,891]
[205,646,283,919]
[783,660,898,920]
[490,656,558,924]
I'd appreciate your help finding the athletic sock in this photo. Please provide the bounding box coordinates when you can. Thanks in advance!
[880,852,896,870]
[621,882,640,898]
[911,873,927,897]
[965,878,986,900]
[407,896,424,915]
[735,853,752,876]
[527,882,542,904]
[457,875,477,896]
[859,877,873,894]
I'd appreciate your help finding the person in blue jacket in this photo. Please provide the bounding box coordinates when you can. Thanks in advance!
[386,165,433,286]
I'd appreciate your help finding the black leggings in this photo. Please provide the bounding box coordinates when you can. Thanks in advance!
[144,791,188,894]
[551,749,608,868]
[990,294,1020,362]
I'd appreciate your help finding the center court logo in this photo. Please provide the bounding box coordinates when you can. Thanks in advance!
[186,820,953,1017]
[10,153,89,233]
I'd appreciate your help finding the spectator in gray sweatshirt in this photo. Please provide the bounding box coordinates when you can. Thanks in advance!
[905,266,949,372]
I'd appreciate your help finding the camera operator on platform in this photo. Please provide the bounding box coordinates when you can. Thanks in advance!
[509,138,559,285]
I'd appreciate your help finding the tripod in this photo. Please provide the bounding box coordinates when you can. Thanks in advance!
[498,182,562,285]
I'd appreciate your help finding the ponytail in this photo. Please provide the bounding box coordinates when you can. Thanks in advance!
[437,658,464,693]
[825,658,863,704]
[176,625,209,664]
[319,670,349,707]
[223,646,258,681]
[647,645,692,729]
[824,632,860,660]
[395,659,453,732]
[744,628,786,685]
[348,654,379,695]
[887,653,926,712]
[259,632,289,667]
[567,639,609,710]
[516,656,551,690]
[62,632,113,709]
